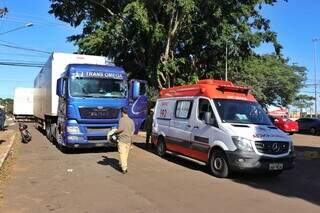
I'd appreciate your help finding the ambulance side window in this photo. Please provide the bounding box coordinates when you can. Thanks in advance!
[198,98,214,121]
[175,100,193,119]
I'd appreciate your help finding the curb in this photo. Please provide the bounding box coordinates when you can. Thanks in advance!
[0,133,16,170]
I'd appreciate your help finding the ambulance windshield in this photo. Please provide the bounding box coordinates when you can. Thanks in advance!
[214,99,272,125]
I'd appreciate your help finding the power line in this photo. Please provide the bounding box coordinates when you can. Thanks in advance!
[1,17,70,29]
[0,52,48,58]
[0,58,45,63]
[0,78,32,82]
[0,61,44,67]
[0,43,51,54]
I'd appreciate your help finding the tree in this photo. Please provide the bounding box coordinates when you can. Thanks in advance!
[292,94,315,116]
[0,98,13,114]
[49,0,284,89]
[233,54,306,106]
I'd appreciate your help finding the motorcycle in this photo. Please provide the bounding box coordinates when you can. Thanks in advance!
[18,123,32,143]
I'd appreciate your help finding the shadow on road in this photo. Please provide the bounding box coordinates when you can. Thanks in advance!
[225,145,320,206]
[33,124,118,154]
[97,155,122,173]
[295,145,320,153]
[134,142,320,206]
[133,142,207,172]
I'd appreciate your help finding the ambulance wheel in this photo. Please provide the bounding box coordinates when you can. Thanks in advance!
[157,137,166,157]
[209,149,230,178]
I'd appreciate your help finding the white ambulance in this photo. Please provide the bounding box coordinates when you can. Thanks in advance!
[152,79,295,178]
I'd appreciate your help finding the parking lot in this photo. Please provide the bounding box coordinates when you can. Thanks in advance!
[1,125,320,213]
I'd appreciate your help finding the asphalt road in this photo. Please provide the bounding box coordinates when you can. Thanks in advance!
[1,125,320,213]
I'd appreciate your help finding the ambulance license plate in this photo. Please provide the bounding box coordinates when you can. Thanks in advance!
[269,163,283,171]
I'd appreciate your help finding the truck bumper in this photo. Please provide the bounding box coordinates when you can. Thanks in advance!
[225,150,295,172]
[64,141,115,148]
[63,134,116,148]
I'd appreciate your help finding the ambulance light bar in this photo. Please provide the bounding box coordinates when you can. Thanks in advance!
[217,84,252,94]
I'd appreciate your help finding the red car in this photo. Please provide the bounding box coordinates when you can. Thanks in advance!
[269,116,298,135]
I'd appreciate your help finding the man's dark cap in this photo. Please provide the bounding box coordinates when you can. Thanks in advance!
[121,107,128,114]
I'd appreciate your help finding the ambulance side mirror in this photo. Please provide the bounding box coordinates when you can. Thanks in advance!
[204,112,215,125]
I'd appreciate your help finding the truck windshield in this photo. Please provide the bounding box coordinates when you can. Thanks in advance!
[214,99,272,125]
[70,77,127,98]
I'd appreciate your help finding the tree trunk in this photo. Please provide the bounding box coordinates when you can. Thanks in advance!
[158,9,180,89]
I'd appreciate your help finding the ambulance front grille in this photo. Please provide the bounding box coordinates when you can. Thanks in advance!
[255,141,289,155]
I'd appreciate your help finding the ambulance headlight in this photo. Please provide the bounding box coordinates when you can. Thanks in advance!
[232,136,254,152]
[66,126,80,134]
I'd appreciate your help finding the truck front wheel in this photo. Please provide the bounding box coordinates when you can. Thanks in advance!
[209,149,230,178]
[45,123,51,140]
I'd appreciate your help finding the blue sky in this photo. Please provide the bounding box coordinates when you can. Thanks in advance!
[0,0,78,98]
[0,0,319,110]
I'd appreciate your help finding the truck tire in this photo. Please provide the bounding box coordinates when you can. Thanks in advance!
[157,137,166,157]
[208,149,230,178]
[45,123,51,140]
[46,123,54,142]
[55,129,70,153]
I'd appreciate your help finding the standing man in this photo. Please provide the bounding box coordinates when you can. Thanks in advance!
[115,107,135,174]
[0,106,5,131]
[145,108,154,148]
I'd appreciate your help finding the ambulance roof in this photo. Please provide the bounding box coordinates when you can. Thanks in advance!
[159,79,256,102]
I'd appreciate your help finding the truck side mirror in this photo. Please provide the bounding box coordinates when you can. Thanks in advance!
[204,112,215,125]
[132,81,140,99]
[56,78,64,97]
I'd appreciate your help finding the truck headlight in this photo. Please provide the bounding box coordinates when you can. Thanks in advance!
[232,136,254,152]
[66,126,80,134]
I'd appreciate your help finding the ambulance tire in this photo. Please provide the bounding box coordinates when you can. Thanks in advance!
[209,149,230,178]
[157,137,166,157]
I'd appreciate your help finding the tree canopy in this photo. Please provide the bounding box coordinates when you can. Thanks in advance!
[234,54,306,106]
[49,0,306,106]
[291,94,315,114]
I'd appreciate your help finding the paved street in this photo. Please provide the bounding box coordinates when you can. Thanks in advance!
[1,124,320,213]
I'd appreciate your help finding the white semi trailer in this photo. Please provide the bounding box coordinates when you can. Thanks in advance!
[13,87,34,121]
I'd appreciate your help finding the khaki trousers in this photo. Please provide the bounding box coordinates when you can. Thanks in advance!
[118,142,131,171]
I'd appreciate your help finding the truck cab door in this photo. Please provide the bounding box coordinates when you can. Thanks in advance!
[128,79,148,132]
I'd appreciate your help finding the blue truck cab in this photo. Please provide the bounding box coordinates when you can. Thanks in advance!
[55,64,147,149]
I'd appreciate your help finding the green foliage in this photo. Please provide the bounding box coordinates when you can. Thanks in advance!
[233,55,306,106]
[0,98,13,114]
[49,0,306,105]
[292,94,315,110]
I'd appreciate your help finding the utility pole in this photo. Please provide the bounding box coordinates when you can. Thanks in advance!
[312,38,319,118]
[225,41,228,81]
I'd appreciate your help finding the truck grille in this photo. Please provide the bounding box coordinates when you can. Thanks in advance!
[86,127,111,133]
[79,107,119,119]
[255,141,289,155]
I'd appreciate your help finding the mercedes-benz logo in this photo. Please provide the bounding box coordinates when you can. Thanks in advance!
[272,143,280,152]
